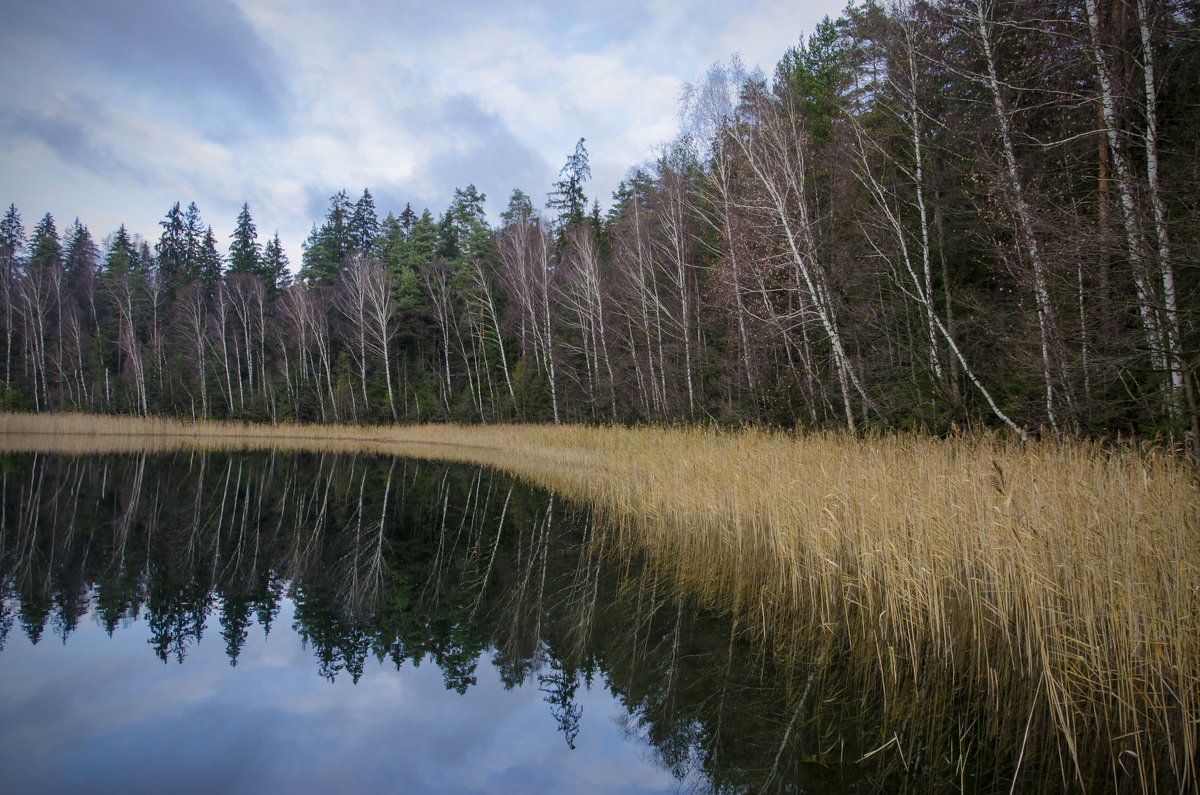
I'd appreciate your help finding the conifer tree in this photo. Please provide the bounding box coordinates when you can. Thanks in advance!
[156,203,187,293]
[228,203,261,275]
[183,202,205,276]
[63,218,99,295]
[547,138,591,235]
[104,225,135,275]
[29,213,62,272]
[261,232,289,293]
[197,227,223,294]
[300,190,353,285]
[0,205,24,395]
[351,188,379,253]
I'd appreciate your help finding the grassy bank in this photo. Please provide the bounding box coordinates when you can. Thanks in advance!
[2,412,1198,787]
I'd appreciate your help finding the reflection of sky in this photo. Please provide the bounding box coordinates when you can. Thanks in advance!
[0,599,675,794]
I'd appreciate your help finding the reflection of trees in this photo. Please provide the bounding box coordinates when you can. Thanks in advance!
[0,450,1171,792]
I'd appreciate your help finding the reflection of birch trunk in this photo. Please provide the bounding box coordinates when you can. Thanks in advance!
[566,508,603,659]
[421,469,453,610]
[762,642,829,792]
[470,485,511,621]
[188,453,207,571]
[14,453,43,580]
[371,457,395,594]
[535,490,554,645]
[113,453,146,572]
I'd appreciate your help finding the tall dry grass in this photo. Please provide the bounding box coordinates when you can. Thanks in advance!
[3,412,1197,786]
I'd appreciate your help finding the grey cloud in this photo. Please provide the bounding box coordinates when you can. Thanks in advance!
[4,0,286,138]
[421,95,553,218]
[298,95,552,227]
[0,103,140,182]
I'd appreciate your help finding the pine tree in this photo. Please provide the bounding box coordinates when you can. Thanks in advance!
[228,203,261,275]
[774,16,849,146]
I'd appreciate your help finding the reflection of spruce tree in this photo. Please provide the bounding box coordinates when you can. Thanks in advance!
[0,592,13,651]
[93,558,147,636]
[219,594,253,666]
[538,653,582,749]
[292,584,372,683]
[146,569,211,664]
[51,586,91,644]
[369,570,417,670]
[18,591,50,645]
[429,595,483,695]
[253,574,284,637]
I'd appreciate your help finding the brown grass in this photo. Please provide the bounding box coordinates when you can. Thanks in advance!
[3,411,1198,786]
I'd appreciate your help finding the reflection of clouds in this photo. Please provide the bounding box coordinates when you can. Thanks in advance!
[0,600,675,794]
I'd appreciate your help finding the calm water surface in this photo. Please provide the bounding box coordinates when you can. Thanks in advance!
[6,449,1137,793]
[0,451,854,794]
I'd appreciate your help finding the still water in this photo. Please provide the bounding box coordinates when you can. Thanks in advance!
[8,449,1155,793]
[1,451,860,794]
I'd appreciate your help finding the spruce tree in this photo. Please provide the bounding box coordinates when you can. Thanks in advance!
[0,204,23,266]
[104,225,135,275]
[197,227,223,294]
[0,204,25,394]
[228,203,261,275]
[547,138,591,234]
[351,188,379,253]
[183,202,205,279]
[29,213,61,272]
[63,218,99,295]
[260,232,289,294]
[300,190,352,285]
[156,202,187,292]
[447,185,489,262]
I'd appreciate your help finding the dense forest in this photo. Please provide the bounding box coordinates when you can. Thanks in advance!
[1,0,1197,438]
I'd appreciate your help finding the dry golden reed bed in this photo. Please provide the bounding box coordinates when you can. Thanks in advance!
[3,412,1198,785]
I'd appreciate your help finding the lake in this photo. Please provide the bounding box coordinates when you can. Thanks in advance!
[0,449,1149,792]
[1,451,876,793]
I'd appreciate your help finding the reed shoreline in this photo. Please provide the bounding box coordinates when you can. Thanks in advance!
[2,411,1198,790]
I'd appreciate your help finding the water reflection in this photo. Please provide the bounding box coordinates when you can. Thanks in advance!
[0,451,1128,792]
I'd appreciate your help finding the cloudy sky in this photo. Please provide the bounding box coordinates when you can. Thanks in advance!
[2,0,848,266]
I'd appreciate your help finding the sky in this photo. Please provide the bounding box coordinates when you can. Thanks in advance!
[1,0,850,268]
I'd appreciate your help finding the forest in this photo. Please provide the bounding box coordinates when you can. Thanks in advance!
[1,0,1196,439]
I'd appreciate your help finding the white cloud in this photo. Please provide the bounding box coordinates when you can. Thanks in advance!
[1,0,849,266]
